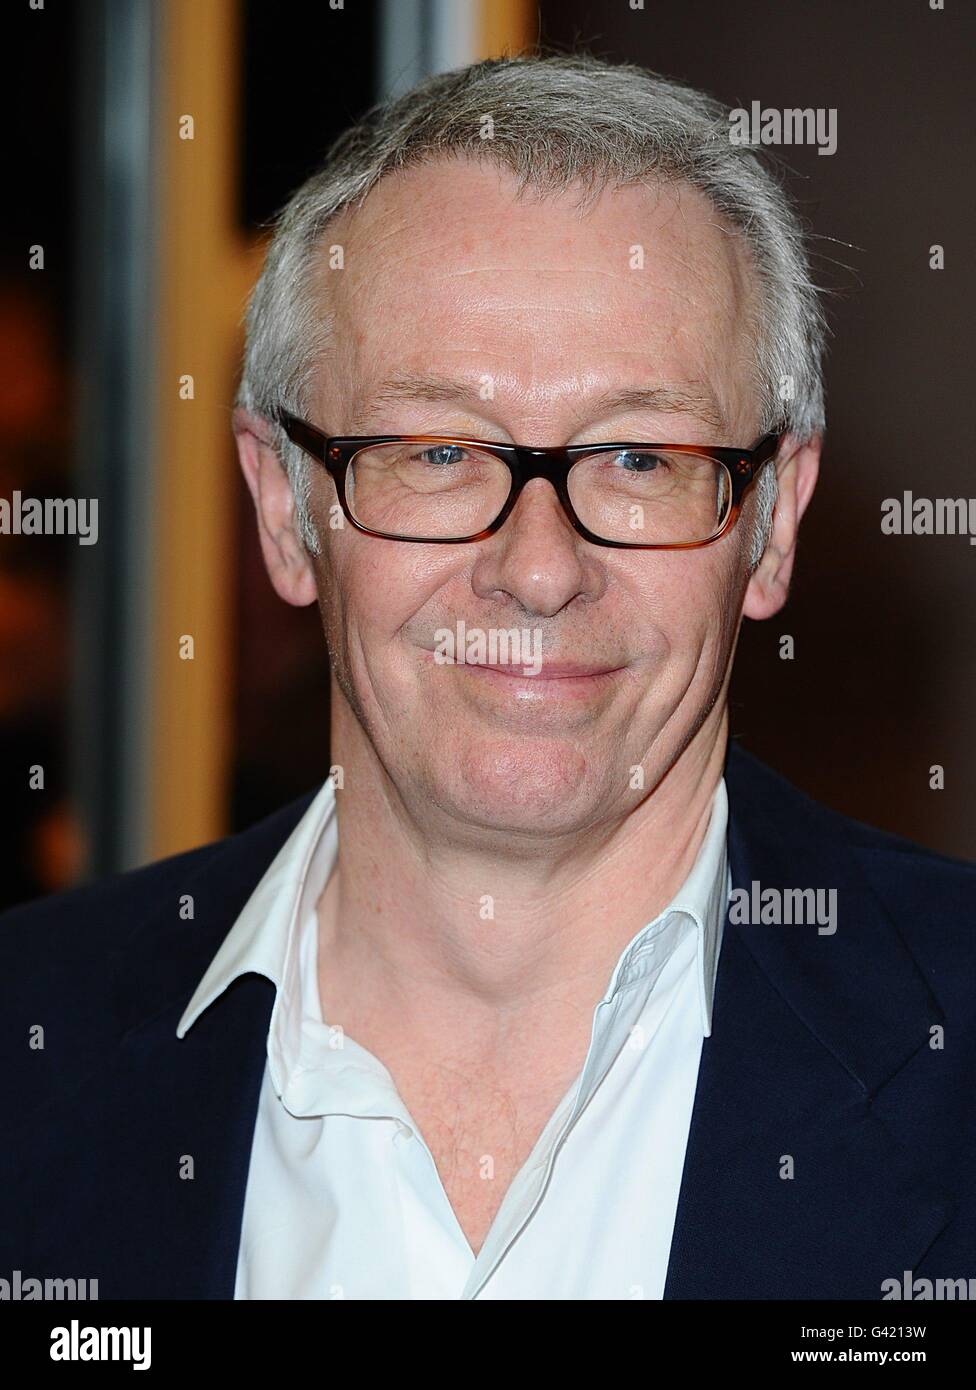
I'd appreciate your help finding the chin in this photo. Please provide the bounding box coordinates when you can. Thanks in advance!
[426,736,606,831]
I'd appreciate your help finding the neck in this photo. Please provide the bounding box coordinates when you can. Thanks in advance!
[316,688,728,1041]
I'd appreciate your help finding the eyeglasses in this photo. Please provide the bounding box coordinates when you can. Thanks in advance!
[275,409,781,549]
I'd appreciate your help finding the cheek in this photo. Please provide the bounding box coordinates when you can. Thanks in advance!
[701,553,750,678]
[698,548,749,655]
[313,535,455,680]
[627,549,744,671]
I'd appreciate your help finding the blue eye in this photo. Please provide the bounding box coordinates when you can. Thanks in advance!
[612,450,667,473]
[419,445,466,467]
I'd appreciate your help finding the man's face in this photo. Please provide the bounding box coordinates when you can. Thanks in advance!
[304,158,763,835]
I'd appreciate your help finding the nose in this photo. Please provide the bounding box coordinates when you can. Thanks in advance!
[469,476,606,617]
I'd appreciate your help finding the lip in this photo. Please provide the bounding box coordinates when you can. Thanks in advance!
[465,661,622,679]
[419,648,624,679]
[417,647,627,702]
[446,658,627,702]
[455,663,625,706]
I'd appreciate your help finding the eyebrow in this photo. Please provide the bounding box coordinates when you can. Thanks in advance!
[350,372,729,436]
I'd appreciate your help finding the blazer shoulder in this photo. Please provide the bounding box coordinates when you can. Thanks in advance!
[729,739,976,883]
[845,816,976,1001]
[727,741,976,1004]
[0,791,315,1122]
[0,790,316,978]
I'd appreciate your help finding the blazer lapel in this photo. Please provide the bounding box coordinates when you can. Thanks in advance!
[664,744,953,1298]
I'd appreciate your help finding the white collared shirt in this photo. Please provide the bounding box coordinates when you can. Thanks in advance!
[177,776,730,1300]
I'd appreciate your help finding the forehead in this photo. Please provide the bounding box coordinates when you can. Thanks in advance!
[316,157,759,430]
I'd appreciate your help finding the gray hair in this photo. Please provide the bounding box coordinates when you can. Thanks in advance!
[237,53,828,566]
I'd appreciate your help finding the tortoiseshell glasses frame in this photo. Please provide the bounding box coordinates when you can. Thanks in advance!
[274,408,782,550]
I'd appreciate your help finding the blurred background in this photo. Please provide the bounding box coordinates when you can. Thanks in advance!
[2,0,973,909]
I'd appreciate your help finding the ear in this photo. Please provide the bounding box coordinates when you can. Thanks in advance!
[742,433,821,621]
[233,407,318,608]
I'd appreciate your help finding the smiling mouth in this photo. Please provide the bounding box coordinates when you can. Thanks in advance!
[420,648,624,678]
[417,647,628,699]
[461,661,623,679]
[454,664,627,709]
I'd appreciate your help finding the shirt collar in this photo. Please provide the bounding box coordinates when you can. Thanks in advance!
[597,776,728,1033]
[176,774,338,1095]
[177,774,729,1075]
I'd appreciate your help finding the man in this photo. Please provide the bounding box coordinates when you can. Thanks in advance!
[2,54,974,1301]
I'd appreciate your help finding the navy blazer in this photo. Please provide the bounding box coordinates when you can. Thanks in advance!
[1,742,974,1300]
